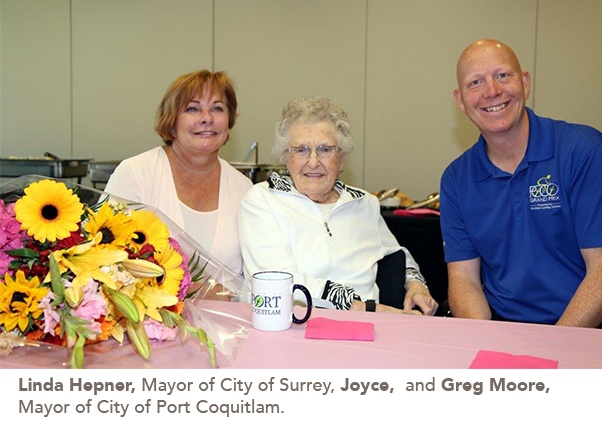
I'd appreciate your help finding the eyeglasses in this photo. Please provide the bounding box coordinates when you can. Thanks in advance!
[286,145,341,159]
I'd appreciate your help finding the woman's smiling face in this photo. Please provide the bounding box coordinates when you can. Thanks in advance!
[173,87,230,155]
[285,120,344,204]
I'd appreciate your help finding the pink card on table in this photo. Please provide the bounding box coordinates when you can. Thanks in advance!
[305,317,375,341]
[469,350,559,369]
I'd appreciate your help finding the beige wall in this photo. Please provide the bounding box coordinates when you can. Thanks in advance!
[1,0,72,158]
[534,0,602,127]
[364,0,537,197]
[215,0,368,188]
[1,0,601,200]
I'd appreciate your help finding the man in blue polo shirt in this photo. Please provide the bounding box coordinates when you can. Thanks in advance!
[440,38,602,327]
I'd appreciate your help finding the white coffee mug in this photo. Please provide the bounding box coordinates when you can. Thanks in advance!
[251,271,313,331]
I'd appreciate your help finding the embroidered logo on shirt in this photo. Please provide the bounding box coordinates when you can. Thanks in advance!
[529,174,561,211]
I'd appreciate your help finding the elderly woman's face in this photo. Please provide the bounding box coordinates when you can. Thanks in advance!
[285,120,344,204]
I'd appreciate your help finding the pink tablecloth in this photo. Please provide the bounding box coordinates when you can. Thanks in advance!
[2,301,601,369]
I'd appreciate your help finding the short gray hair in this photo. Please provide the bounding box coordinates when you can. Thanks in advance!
[272,97,353,163]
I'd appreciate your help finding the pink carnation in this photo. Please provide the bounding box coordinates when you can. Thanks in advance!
[0,201,27,275]
[39,292,61,335]
[72,279,108,323]
[144,318,178,341]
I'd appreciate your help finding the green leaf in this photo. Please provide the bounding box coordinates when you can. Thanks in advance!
[187,325,217,368]
[63,322,77,348]
[158,308,179,329]
[85,192,109,213]
[5,248,39,259]
[104,287,140,323]
[126,319,151,360]
[70,334,86,369]
[158,307,217,368]
[48,254,65,303]
[8,260,25,270]
[61,313,102,340]
[188,252,208,284]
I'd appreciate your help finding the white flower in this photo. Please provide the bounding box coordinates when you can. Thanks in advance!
[0,330,26,356]
[100,264,138,286]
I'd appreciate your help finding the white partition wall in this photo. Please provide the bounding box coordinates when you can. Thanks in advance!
[1,0,71,159]
[364,0,537,198]
[70,0,214,161]
[215,0,368,188]
[534,0,602,129]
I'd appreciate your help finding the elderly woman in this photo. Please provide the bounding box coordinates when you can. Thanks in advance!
[105,70,252,277]
[239,97,438,314]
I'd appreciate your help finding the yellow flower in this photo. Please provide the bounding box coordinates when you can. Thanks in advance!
[121,258,164,278]
[14,179,83,243]
[49,233,128,296]
[128,209,170,253]
[152,244,184,296]
[84,202,135,249]
[114,245,184,323]
[104,281,140,320]
[135,285,179,321]
[0,271,50,332]
[104,279,176,323]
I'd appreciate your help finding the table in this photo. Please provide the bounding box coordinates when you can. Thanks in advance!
[381,210,448,306]
[2,301,601,369]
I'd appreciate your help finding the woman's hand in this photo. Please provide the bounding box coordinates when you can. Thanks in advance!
[403,282,439,315]
[350,283,439,315]
[349,298,427,315]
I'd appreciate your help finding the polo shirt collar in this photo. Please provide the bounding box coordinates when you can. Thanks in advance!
[474,107,555,182]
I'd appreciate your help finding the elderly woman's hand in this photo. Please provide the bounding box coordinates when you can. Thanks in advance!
[403,282,439,316]
[349,299,427,315]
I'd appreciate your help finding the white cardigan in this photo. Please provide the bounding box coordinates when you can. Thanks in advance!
[238,174,423,304]
[104,146,252,276]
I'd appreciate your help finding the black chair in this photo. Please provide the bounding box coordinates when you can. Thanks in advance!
[438,299,452,317]
[376,249,451,316]
[380,210,448,306]
[375,249,406,309]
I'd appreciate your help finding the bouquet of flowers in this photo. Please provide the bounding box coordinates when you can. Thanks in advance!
[0,175,250,368]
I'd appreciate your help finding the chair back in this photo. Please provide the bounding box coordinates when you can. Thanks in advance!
[375,249,406,309]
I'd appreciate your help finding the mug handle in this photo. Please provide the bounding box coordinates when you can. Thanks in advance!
[292,284,313,324]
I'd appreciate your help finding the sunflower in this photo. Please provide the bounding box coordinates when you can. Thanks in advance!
[151,244,184,296]
[14,179,83,243]
[84,202,135,249]
[0,270,50,333]
[127,210,170,253]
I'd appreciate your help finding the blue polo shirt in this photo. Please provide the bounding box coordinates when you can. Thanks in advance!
[440,108,602,324]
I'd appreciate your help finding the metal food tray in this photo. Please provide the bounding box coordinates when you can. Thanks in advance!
[88,160,121,184]
[230,162,288,184]
[229,162,270,184]
[0,157,90,178]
